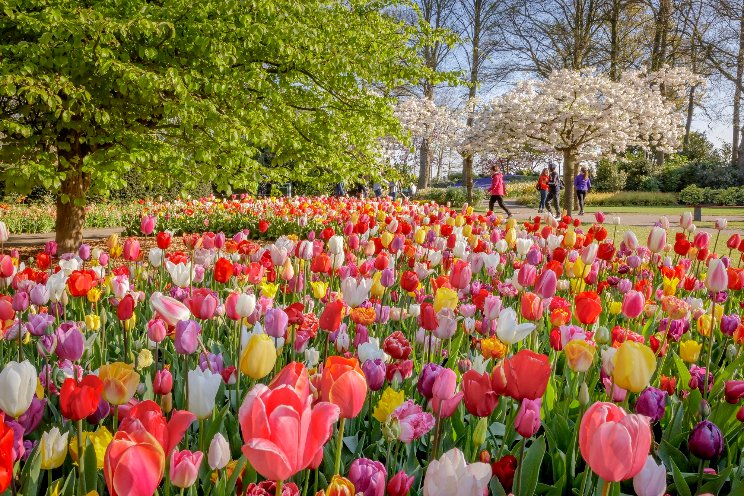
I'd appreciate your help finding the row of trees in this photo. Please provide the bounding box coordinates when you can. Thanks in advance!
[394,0,744,208]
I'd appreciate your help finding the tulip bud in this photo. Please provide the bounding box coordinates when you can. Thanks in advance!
[208,433,230,471]
[160,392,173,413]
[473,417,488,447]
[579,382,590,406]
[699,399,711,419]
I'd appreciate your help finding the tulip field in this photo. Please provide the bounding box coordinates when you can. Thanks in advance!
[1,196,744,496]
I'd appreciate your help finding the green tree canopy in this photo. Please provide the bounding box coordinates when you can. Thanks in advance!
[0,0,429,249]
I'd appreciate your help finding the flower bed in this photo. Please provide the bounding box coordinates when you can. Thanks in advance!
[0,201,743,496]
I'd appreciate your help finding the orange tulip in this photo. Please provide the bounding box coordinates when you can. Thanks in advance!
[320,356,368,419]
[99,362,140,406]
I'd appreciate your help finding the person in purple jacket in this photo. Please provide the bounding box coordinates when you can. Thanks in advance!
[574,166,591,215]
[488,162,512,217]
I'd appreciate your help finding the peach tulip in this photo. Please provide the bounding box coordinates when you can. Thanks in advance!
[239,362,340,481]
[320,356,368,419]
[104,429,165,496]
[579,402,651,482]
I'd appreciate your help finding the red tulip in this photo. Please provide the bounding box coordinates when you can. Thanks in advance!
[400,270,419,293]
[383,331,412,360]
[597,242,615,261]
[575,291,602,325]
[258,220,269,233]
[60,375,103,421]
[67,270,96,297]
[520,292,543,321]
[320,356,368,419]
[319,299,344,332]
[462,370,499,417]
[0,296,14,322]
[214,258,233,284]
[156,231,172,249]
[119,400,195,455]
[311,253,331,274]
[449,259,472,290]
[117,294,135,321]
[0,414,13,494]
[36,252,51,270]
[492,349,551,401]
[418,302,438,331]
[491,455,517,493]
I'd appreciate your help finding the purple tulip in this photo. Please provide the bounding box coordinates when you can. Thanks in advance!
[526,247,543,266]
[353,325,369,347]
[380,268,395,288]
[29,284,50,306]
[689,365,714,393]
[7,420,25,461]
[44,241,57,256]
[17,397,46,434]
[264,308,288,339]
[635,387,667,422]
[55,322,84,361]
[36,334,57,358]
[720,314,740,337]
[174,319,201,354]
[362,359,386,391]
[416,363,443,399]
[688,420,723,460]
[199,352,225,374]
[78,243,91,261]
[26,313,54,337]
[348,457,387,496]
[86,397,111,424]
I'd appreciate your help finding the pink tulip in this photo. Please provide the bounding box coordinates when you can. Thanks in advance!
[149,292,191,327]
[170,449,203,489]
[430,369,464,418]
[122,238,141,261]
[621,290,645,319]
[534,269,557,299]
[187,288,218,320]
[693,231,711,250]
[705,258,728,293]
[239,362,340,481]
[390,400,435,443]
[140,215,156,235]
[579,402,651,482]
[104,429,165,496]
[646,227,666,253]
[514,398,541,438]
[595,211,605,224]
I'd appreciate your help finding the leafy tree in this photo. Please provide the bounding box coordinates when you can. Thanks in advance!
[0,0,428,250]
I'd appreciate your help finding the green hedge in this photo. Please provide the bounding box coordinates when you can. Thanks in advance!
[679,185,744,206]
[417,187,486,208]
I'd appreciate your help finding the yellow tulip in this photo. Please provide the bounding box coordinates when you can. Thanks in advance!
[414,228,426,245]
[697,314,712,337]
[564,229,577,249]
[380,231,394,248]
[311,281,328,299]
[462,224,473,238]
[611,341,656,393]
[564,340,596,373]
[572,258,589,278]
[466,205,474,216]
[68,426,113,469]
[505,217,516,230]
[99,362,140,405]
[433,286,458,313]
[86,287,102,303]
[123,313,137,332]
[40,427,68,470]
[240,334,276,380]
[680,339,702,363]
[504,228,516,247]
[85,314,101,331]
[372,387,405,422]
[136,349,154,370]
[609,301,622,315]
[259,281,279,299]
[326,475,355,496]
[481,336,507,360]
[454,214,465,227]
[446,217,455,226]
[662,277,679,296]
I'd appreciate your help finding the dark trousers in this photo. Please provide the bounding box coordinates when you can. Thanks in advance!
[538,189,547,210]
[576,190,587,213]
[489,195,511,215]
[545,188,559,214]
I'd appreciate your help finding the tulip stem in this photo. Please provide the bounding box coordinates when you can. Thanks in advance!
[334,417,346,475]
[601,480,612,496]
[276,479,283,496]
[514,437,526,496]
[696,459,705,492]
[704,301,716,403]
[76,419,85,496]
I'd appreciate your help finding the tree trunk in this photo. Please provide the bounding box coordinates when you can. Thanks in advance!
[683,85,695,150]
[55,170,87,253]
[609,0,620,81]
[736,1,744,167]
[418,137,432,189]
[463,154,474,204]
[562,149,577,216]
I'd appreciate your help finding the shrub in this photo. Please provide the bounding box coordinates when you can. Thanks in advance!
[595,159,628,192]
[679,185,744,206]
[418,187,485,208]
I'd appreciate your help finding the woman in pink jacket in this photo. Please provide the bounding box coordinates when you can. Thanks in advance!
[488,162,512,217]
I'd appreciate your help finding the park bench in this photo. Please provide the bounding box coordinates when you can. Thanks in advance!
[692,205,744,221]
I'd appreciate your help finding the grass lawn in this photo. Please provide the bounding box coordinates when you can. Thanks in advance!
[582,205,744,217]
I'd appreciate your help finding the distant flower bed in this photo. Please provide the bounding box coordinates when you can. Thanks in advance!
[0,199,137,234]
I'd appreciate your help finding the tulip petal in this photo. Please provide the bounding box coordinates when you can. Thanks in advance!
[242,437,293,481]
[588,422,633,482]
[303,401,340,469]
[166,410,196,455]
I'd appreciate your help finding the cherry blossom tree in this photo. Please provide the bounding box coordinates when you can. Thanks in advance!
[469,67,702,215]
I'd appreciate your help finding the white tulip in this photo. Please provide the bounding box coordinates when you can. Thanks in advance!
[0,360,38,417]
[423,448,491,496]
[40,427,69,470]
[187,368,222,419]
[148,248,164,268]
[496,308,535,345]
[166,261,193,288]
[328,235,344,255]
[341,277,372,307]
[208,433,230,471]
[235,293,256,318]
[632,456,667,496]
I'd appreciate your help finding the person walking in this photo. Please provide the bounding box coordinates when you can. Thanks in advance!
[536,168,549,213]
[574,166,591,215]
[389,180,399,200]
[372,181,382,199]
[488,162,512,217]
[545,163,561,218]
[333,182,346,197]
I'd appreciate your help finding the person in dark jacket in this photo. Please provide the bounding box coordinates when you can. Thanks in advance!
[545,163,561,218]
[574,166,591,215]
